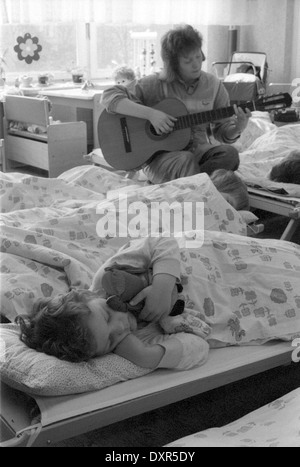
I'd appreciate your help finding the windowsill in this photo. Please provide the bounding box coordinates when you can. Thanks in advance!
[0,79,114,100]
[4,74,114,88]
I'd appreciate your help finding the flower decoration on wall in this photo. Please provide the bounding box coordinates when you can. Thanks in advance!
[14,33,42,64]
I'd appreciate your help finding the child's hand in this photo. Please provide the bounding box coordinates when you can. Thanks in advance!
[129,273,176,322]
[160,309,211,339]
[129,285,172,322]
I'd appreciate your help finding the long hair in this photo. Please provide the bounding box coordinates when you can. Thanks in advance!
[210,169,250,211]
[160,24,205,82]
[16,290,96,362]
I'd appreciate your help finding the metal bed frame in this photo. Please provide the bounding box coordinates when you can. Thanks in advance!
[0,341,293,447]
[248,187,300,241]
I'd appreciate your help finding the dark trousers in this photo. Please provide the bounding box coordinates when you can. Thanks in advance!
[144,144,240,184]
[198,144,240,175]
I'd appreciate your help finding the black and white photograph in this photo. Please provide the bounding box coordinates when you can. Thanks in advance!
[0,0,300,449]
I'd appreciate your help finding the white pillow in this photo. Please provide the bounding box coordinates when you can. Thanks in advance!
[0,324,151,396]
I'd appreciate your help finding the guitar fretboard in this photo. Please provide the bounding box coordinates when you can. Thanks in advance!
[173,101,255,130]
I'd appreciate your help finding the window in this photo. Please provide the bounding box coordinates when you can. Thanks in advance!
[1,22,78,82]
[0,0,172,84]
[1,0,297,87]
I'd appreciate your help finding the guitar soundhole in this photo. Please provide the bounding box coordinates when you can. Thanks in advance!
[149,124,159,136]
[146,122,168,140]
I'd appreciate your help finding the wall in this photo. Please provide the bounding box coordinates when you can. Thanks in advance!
[291,0,300,80]
[2,0,298,84]
[200,0,299,85]
[201,25,229,74]
[238,0,297,84]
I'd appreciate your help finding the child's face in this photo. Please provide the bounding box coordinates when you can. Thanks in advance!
[115,76,132,86]
[221,192,238,210]
[85,296,137,357]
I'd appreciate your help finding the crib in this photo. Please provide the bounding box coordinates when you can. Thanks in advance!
[212,52,268,104]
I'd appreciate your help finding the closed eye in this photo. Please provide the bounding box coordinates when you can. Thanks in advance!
[106,337,113,353]
[107,309,115,322]
[103,309,111,323]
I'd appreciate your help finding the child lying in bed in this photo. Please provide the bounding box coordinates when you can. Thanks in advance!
[16,234,300,370]
[269,150,300,184]
[16,235,211,370]
[16,289,210,370]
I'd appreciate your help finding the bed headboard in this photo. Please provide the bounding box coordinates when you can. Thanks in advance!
[4,95,50,127]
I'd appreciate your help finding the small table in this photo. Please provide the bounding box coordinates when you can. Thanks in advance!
[39,87,104,150]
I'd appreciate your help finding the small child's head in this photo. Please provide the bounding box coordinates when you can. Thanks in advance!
[16,290,136,362]
[210,169,250,211]
[113,66,136,86]
[237,64,255,74]
[269,150,300,184]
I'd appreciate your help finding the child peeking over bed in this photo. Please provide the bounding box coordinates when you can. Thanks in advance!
[210,169,250,211]
[16,233,300,370]
[112,65,136,89]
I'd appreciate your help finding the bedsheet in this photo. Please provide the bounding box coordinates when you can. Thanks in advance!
[0,167,250,396]
[0,167,246,322]
[237,123,300,197]
[0,166,299,399]
[166,387,300,447]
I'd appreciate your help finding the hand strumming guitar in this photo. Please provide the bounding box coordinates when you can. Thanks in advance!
[148,108,177,135]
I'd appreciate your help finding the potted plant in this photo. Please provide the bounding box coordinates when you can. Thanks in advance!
[71,67,85,84]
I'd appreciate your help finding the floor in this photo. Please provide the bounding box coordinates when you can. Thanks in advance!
[253,208,300,245]
[52,361,300,447]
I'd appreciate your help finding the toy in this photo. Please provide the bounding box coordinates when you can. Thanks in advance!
[101,267,211,339]
[102,268,185,317]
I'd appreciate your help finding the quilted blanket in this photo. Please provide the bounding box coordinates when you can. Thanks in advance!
[166,387,300,447]
[0,166,246,322]
[237,122,300,197]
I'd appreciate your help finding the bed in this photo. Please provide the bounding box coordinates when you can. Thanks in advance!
[0,161,299,447]
[91,109,300,241]
[212,52,268,104]
[0,342,293,447]
[166,385,300,447]
[233,112,300,241]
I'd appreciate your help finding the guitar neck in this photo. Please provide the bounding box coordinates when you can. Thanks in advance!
[174,101,255,130]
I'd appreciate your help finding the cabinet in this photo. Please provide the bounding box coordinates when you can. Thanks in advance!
[3,95,87,177]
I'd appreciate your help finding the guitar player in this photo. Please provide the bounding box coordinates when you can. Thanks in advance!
[101,24,251,184]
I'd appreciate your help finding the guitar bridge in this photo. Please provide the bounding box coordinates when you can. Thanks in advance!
[120,117,132,153]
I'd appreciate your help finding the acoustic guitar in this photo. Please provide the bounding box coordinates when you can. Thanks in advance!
[98,93,292,171]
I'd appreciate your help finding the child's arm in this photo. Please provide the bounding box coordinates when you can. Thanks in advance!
[114,331,209,370]
[129,273,176,322]
[90,237,181,318]
[114,333,165,369]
